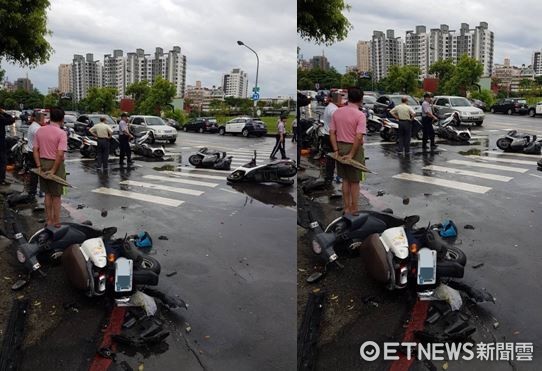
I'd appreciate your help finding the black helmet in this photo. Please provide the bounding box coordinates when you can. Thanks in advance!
[423,92,432,98]
[280,113,288,120]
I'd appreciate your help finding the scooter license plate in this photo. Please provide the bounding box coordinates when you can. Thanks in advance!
[417,248,437,285]
[115,257,133,292]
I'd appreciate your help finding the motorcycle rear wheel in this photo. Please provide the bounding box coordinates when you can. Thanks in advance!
[496,138,512,151]
[136,255,161,275]
[444,246,467,266]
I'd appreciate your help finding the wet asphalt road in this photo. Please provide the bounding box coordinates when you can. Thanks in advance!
[300,110,542,370]
[33,130,297,370]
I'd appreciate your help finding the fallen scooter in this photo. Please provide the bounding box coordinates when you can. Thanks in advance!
[67,127,83,150]
[227,151,297,185]
[434,112,471,143]
[131,131,166,159]
[80,135,121,158]
[380,117,424,142]
[496,130,541,154]
[189,147,232,170]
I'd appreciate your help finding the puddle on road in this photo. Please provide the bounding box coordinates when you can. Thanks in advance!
[229,183,296,207]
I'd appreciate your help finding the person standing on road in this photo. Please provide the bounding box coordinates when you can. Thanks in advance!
[322,92,341,184]
[0,108,16,186]
[390,96,416,156]
[421,93,438,151]
[33,107,67,226]
[25,112,42,197]
[118,113,134,166]
[89,116,113,170]
[329,87,366,215]
[270,114,288,159]
[291,119,297,143]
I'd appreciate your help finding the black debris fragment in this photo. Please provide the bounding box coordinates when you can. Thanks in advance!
[101,209,108,217]
[77,204,85,209]
[464,224,475,230]
[158,235,169,240]
[166,271,177,277]
[402,197,410,205]
[472,263,484,269]
[376,190,385,197]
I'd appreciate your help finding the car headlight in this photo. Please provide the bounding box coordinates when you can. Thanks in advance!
[312,240,322,254]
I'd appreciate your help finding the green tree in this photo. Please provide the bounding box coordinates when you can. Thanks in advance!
[0,0,53,67]
[43,92,59,107]
[442,55,483,95]
[428,59,456,93]
[385,65,421,94]
[84,87,118,113]
[298,0,352,45]
[469,89,495,110]
[164,108,186,124]
[126,80,151,112]
[340,71,357,88]
[138,77,176,115]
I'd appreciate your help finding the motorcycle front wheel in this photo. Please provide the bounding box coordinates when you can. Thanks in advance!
[189,154,203,166]
[444,246,467,266]
[135,255,161,275]
[496,138,512,151]
[227,170,245,182]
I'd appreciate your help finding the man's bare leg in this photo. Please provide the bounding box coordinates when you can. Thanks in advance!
[52,196,62,225]
[350,181,360,214]
[342,180,351,214]
[44,194,52,226]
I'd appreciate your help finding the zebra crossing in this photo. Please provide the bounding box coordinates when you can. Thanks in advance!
[87,147,277,208]
[391,152,537,194]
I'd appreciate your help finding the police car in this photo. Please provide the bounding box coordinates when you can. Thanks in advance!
[218,116,267,137]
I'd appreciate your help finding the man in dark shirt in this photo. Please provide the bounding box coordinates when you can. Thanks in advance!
[0,108,16,185]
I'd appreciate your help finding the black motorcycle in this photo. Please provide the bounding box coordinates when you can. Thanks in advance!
[189,147,232,170]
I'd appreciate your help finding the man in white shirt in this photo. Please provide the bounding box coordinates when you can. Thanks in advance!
[25,113,42,197]
[321,92,341,183]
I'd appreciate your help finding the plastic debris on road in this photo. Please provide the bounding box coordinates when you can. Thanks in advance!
[433,284,463,311]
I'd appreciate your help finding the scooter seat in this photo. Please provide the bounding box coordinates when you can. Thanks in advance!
[63,244,90,290]
[359,234,391,283]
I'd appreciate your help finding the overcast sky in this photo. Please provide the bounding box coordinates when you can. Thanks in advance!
[298,0,542,73]
[1,0,296,97]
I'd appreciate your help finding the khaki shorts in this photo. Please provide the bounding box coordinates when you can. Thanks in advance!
[336,142,365,182]
[39,159,66,197]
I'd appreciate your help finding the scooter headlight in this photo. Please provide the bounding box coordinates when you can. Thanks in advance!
[312,240,322,254]
[16,249,26,263]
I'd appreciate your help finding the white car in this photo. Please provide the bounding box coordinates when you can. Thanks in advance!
[528,102,542,117]
[432,96,485,126]
[129,115,178,143]
[218,117,267,137]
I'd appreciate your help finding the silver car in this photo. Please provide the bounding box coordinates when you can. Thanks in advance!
[129,115,178,143]
[432,96,485,126]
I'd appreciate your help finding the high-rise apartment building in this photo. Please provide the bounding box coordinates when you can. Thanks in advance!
[532,51,542,76]
[310,54,330,71]
[72,54,102,102]
[184,81,225,111]
[58,64,72,94]
[356,41,371,73]
[103,50,126,100]
[222,68,248,98]
[405,26,429,78]
[473,22,494,76]
[15,78,33,92]
[371,30,404,81]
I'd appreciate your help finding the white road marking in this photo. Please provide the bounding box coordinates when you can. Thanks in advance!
[448,159,528,173]
[119,180,204,196]
[392,173,492,194]
[91,187,184,207]
[160,170,225,180]
[464,155,537,165]
[220,187,239,194]
[529,173,542,179]
[482,150,542,158]
[422,165,513,182]
[178,167,231,174]
[143,175,218,187]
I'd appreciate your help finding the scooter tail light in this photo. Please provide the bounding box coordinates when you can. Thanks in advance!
[311,240,322,254]
[16,249,26,263]
[108,253,116,263]
[409,243,418,253]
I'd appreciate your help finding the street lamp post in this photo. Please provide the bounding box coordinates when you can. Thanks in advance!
[237,40,259,116]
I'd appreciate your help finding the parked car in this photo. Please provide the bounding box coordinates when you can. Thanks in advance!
[183,117,219,133]
[362,95,377,110]
[469,99,487,112]
[218,117,267,137]
[373,95,422,117]
[129,115,177,143]
[489,98,529,115]
[164,118,181,129]
[528,102,542,117]
[74,114,119,136]
[432,96,485,126]
[63,114,78,129]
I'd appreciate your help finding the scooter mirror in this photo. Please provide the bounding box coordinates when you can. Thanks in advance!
[306,272,324,284]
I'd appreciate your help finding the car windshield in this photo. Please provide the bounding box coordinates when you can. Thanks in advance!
[390,96,417,106]
[450,98,472,107]
[364,96,377,104]
[89,115,116,125]
[146,117,166,126]
[64,115,77,123]
[516,99,527,104]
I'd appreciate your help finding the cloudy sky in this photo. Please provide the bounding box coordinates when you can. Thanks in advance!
[2,0,296,97]
[298,0,542,73]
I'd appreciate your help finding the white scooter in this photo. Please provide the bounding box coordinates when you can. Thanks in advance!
[227,151,297,185]
[131,131,166,158]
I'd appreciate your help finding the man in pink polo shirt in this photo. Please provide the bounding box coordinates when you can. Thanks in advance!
[329,87,367,215]
[33,107,68,226]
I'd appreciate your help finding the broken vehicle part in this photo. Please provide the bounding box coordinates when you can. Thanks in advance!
[0,300,29,371]
[298,292,325,371]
